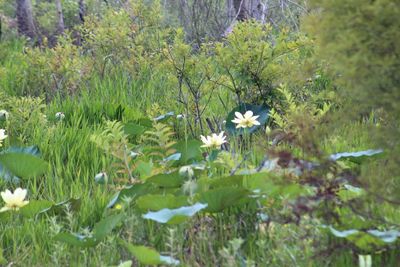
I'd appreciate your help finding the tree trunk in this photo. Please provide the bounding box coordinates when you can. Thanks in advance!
[78,0,85,23]
[55,0,65,34]
[16,0,36,39]
[231,0,266,21]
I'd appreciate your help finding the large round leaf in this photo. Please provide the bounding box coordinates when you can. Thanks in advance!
[225,103,269,135]
[0,152,49,179]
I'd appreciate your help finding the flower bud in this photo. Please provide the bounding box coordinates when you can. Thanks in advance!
[94,172,108,184]
[0,110,9,120]
[55,112,65,120]
[179,166,194,179]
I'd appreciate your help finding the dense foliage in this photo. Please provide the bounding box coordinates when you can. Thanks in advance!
[0,0,399,266]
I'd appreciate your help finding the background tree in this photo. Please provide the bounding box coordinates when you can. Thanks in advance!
[55,0,65,34]
[16,0,36,39]
[305,0,400,215]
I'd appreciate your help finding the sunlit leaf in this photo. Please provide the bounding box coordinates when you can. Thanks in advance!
[154,111,174,122]
[329,149,383,163]
[142,202,207,224]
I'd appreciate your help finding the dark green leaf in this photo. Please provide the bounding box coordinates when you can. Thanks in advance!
[197,187,249,213]
[93,213,124,240]
[20,200,53,218]
[173,140,203,164]
[0,153,49,179]
[107,183,154,208]
[136,194,188,211]
[147,171,185,188]
[118,239,180,265]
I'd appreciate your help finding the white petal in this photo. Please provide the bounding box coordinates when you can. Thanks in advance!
[1,190,12,203]
[200,135,208,144]
[14,188,27,202]
[234,112,244,120]
[244,111,254,119]
[0,206,11,212]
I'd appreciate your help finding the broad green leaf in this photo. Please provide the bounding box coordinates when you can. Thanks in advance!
[55,214,124,247]
[136,194,188,211]
[154,111,175,122]
[147,171,185,188]
[119,240,180,265]
[5,146,40,156]
[367,229,400,243]
[225,103,269,135]
[136,160,153,179]
[93,213,124,240]
[124,123,147,137]
[107,183,154,208]
[329,149,383,163]
[20,200,53,218]
[0,152,49,179]
[173,140,203,164]
[117,260,133,267]
[142,202,207,224]
[243,173,306,199]
[337,184,364,202]
[54,233,98,248]
[163,153,181,162]
[40,198,81,215]
[197,187,249,213]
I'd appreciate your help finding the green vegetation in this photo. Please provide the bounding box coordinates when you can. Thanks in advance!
[0,0,399,266]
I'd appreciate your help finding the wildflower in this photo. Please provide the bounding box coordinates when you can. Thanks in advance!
[176,114,184,120]
[0,188,29,212]
[114,204,123,210]
[55,112,65,120]
[231,111,260,128]
[0,110,8,120]
[0,129,7,147]
[200,132,227,148]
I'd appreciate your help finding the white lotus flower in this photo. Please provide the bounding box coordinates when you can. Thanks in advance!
[200,132,227,148]
[0,188,29,212]
[55,112,65,120]
[0,129,7,147]
[231,111,260,128]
